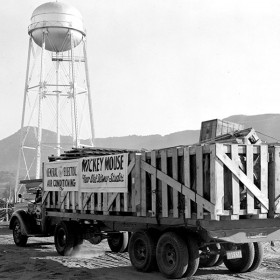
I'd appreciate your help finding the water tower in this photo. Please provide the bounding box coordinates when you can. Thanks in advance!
[15,2,95,198]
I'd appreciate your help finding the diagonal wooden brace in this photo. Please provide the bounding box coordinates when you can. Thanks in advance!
[141,160,215,214]
[216,145,269,210]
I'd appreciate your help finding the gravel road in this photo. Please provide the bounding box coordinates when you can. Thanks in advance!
[1,224,280,280]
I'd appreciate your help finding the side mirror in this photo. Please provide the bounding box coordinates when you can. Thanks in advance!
[18,194,22,199]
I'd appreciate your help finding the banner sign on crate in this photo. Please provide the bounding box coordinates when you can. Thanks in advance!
[80,153,128,193]
[43,159,79,191]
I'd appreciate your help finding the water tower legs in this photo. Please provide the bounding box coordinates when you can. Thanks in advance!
[15,32,95,201]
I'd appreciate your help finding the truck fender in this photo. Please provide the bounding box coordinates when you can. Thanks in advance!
[9,210,32,236]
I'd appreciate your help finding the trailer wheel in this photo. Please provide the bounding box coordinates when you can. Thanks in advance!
[248,242,263,272]
[183,235,200,277]
[12,218,28,247]
[156,232,189,279]
[223,243,254,273]
[108,232,129,253]
[200,243,221,267]
[213,254,224,267]
[128,230,157,272]
[54,221,75,256]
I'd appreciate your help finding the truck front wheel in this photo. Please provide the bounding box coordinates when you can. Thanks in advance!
[12,218,28,246]
[54,221,75,256]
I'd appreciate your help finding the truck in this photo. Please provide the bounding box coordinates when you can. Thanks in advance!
[9,121,280,279]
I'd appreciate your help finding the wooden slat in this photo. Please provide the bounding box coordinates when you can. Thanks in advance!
[107,193,118,211]
[260,145,268,214]
[128,157,135,175]
[183,147,191,218]
[72,192,76,212]
[161,150,168,217]
[47,192,51,208]
[78,191,83,211]
[42,191,49,205]
[269,147,280,215]
[210,145,219,220]
[54,192,59,208]
[172,148,179,218]
[135,154,142,216]
[131,154,136,212]
[116,193,121,211]
[103,193,108,214]
[60,191,65,211]
[141,153,146,216]
[82,193,88,211]
[65,191,70,210]
[196,146,204,219]
[151,150,157,217]
[90,193,95,213]
[97,193,102,211]
[216,145,269,210]
[124,193,128,212]
[213,144,224,216]
[232,144,240,216]
[246,145,254,214]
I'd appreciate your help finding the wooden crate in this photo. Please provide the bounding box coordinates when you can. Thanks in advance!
[200,119,244,143]
[43,144,269,221]
[139,143,268,220]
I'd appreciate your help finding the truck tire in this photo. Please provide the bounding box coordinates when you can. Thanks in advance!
[223,242,254,273]
[54,221,75,256]
[183,235,200,277]
[72,222,83,254]
[12,218,28,247]
[128,230,157,272]
[200,243,221,267]
[108,232,129,253]
[156,232,189,279]
[213,254,224,267]
[248,242,263,272]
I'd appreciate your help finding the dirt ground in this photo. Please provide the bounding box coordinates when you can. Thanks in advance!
[1,224,280,280]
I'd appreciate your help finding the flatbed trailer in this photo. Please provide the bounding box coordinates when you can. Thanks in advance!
[10,143,280,278]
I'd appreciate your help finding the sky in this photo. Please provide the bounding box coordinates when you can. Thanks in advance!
[1,0,280,140]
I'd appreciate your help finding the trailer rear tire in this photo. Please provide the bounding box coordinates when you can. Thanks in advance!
[12,218,28,247]
[156,232,189,279]
[223,243,254,273]
[200,243,221,267]
[213,254,224,267]
[54,221,75,256]
[128,230,157,272]
[248,242,263,272]
[183,235,200,277]
[108,232,129,253]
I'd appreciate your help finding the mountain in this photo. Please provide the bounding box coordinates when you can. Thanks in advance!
[1,113,280,178]
[94,130,199,150]
[0,127,200,175]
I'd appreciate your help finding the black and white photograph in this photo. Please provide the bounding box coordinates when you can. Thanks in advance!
[1,0,280,279]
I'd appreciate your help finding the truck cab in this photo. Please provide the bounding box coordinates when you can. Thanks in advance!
[9,179,47,246]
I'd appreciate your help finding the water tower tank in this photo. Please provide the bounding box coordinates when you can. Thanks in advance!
[28,2,86,52]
